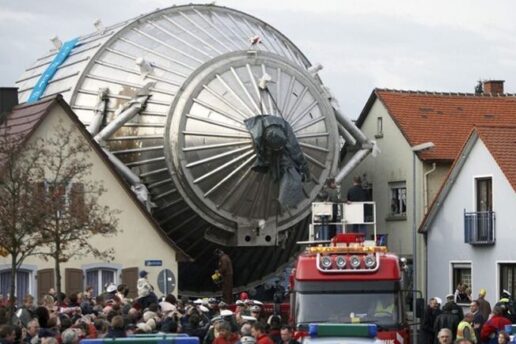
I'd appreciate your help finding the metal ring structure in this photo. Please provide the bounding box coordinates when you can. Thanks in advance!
[16,4,343,293]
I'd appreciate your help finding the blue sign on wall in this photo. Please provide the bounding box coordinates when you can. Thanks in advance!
[144,260,163,267]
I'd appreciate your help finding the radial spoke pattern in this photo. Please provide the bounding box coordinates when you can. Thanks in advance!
[16,4,340,293]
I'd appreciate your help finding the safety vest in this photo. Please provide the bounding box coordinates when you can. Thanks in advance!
[457,321,477,343]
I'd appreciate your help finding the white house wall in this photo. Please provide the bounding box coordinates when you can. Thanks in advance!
[342,99,423,257]
[0,105,179,298]
[427,138,516,305]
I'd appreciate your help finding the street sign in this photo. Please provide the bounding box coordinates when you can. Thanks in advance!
[144,260,162,267]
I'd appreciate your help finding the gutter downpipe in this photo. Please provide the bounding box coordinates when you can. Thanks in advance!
[423,163,437,214]
[423,162,436,299]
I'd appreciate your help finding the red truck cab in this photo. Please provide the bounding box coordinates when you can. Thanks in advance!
[290,232,411,344]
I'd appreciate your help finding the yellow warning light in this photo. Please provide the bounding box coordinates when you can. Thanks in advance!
[307,245,387,255]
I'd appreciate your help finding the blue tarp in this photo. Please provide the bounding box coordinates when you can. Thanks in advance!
[27,37,79,103]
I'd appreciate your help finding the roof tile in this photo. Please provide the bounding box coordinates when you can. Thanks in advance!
[374,89,516,161]
[476,125,516,191]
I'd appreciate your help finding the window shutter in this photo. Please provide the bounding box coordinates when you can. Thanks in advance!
[65,268,83,296]
[32,182,46,208]
[37,268,55,300]
[70,183,85,220]
[121,267,138,299]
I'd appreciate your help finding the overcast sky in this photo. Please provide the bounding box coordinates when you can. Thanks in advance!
[1,0,516,118]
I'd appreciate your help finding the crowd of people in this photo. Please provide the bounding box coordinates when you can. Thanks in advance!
[0,270,297,344]
[421,288,516,344]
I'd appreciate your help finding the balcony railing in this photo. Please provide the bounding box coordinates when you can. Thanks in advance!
[464,210,495,245]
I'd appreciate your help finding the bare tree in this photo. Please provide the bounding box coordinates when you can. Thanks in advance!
[37,122,120,296]
[0,131,47,309]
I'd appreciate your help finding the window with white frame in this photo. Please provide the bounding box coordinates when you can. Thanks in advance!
[452,263,472,304]
[499,264,516,298]
[0,269,31,303]
[389,181,407,217]
[85,268,117,297]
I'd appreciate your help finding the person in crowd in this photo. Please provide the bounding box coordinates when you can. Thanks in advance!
[61,328,80,344]
[497,331,510,344]
[277,326,299,344]
[480,306,511,344]
[477,289,492,322]
[215,249,234,305]
[456,340,474,344]
[495,290,515,323]
[16,295,35,328]
[251,322,273,344]
[213,321,238,344]
[457,312,477,344]
[94,319,109,338]
[116,284,130,305]
[106,315,126,338]
[23,319,40,344]
[267,316,281,343]
[0,324,16,344]
[445,293,464,321]
[241,335,257,344]
[436,328,453,344]
[136,270,158,309]
[249,306,263,325]
[434,302,461,343]
[421,297,441,344]
[470,300,485,341]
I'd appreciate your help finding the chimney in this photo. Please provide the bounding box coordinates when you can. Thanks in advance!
[482,80,504,95]
[0,88,19,122]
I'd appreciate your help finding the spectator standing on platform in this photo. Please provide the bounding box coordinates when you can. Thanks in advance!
[346,176,368,235]
[325,178,340,238]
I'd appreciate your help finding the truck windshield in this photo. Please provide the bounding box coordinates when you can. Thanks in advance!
[296,291,401,328]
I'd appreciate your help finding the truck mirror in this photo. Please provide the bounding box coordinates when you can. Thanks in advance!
[416,298,425,318]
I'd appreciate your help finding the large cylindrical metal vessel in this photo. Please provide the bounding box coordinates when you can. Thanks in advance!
[16,4,360,293]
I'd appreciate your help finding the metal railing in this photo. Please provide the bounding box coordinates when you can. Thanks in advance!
[464,210,495,245]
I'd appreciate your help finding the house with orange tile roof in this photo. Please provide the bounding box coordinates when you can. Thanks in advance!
[340,80,516,297]
[418,125,516,306]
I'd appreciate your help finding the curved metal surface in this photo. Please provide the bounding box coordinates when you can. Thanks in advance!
[16,4,349,293]
[166,51,337,240]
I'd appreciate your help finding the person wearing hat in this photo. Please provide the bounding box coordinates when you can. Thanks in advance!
[434,301,461,342]
[445,293,464,321]
[495,290,515,323]
[421,297,442,344]
[477,288,492,322]
[214,249,234,305]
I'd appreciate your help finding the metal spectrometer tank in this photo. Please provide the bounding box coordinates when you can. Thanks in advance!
[16,4,372,293]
